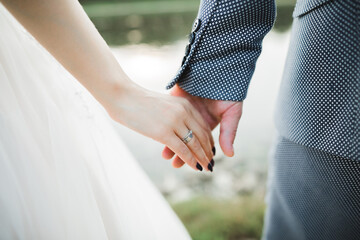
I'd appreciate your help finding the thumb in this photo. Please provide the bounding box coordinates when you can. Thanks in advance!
[219,103,243,157]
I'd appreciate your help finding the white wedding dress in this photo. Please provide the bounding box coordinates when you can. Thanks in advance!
[0,4,190,240]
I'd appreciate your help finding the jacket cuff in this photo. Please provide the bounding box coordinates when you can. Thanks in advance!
[166,0,276,102]
[174,46,261,101]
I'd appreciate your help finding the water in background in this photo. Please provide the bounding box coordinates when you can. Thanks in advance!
[81,0,295,201]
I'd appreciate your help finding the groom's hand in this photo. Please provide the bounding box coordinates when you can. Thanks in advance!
[162,85,243,168]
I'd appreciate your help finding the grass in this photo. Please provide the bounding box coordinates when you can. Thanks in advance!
[172,196,266,240]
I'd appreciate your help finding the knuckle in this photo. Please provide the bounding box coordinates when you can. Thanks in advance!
[205,133,211,143]
[175,104,186,114]
[156,126,172,140]
[186,155,196,165]
[178,144,189,156]
[166,114,178,125]
[197,131,207,142]
[198,132,209,147]
[182,99,192,109]
[191,141,201,151]
[179,97,189,105]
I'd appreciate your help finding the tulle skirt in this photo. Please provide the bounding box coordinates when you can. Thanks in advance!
[0,4,190,240]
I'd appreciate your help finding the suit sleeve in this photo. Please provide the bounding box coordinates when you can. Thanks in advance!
[166,0,276,101]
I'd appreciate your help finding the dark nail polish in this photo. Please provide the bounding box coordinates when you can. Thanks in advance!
[212,147,216,156]
[210,159,215,167]
[208,163,213,172]
[196,162,203,171]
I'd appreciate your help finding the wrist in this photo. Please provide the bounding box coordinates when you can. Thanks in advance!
[98,78,147,123]
[90,71,136,108]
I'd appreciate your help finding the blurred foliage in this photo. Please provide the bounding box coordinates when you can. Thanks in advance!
[80,0,186,3]
[81,0,296,46]
[274,0,296,32]
[172,196,266,240]
[80,0,295,3]
[277,0,296,5]
[82,1,198,45]
[86,13,197,45]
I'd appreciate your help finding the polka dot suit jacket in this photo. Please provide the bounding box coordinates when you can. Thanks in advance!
[276,0,359,161]
[167,0,360,162]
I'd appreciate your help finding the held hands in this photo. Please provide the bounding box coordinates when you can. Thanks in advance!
[105,82,215,172]
[162,85,243,169]
[2,0,237,172]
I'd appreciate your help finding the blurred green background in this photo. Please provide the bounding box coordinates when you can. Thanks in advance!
[79,0,296,239]
[80,0,296,46]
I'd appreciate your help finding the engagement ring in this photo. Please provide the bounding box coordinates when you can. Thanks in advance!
[182,130,193,144]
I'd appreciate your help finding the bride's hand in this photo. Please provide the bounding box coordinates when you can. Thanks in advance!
[105,83,214,172]
[0,0,214,171]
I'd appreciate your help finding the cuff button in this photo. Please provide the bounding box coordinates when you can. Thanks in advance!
[192,18,201,32]
[189,32,196,45]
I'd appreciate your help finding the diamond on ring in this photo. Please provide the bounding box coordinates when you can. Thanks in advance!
[182,130,193,144]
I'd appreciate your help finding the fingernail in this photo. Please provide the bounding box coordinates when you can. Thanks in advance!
[210,159,215,167]
[212,147,216,155]
[196,162,203,171]
[208,163,213,172]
